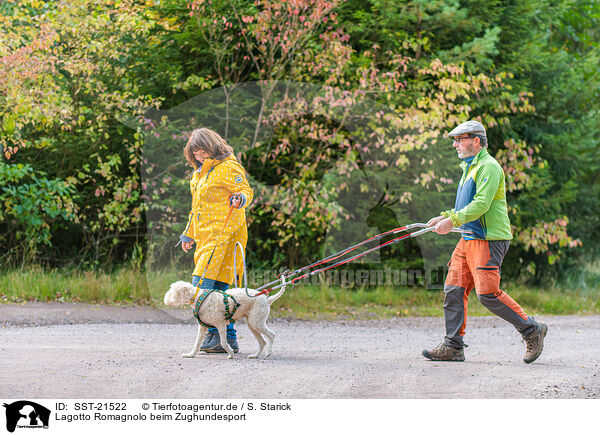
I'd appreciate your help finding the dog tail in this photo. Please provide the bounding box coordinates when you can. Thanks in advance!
[267,283,288,306]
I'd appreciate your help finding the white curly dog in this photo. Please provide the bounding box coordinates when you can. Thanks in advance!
[164,281,287,359]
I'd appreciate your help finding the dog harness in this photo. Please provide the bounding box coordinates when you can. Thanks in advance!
[192,288,240,329]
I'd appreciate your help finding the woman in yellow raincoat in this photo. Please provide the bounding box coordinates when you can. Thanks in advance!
[179,128,253,353]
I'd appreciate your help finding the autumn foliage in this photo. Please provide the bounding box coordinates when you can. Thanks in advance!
[1,0,597,284]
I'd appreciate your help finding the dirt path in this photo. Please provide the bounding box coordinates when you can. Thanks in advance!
[1,303,599,398]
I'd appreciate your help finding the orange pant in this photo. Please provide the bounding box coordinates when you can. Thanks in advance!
[443,238,537,348]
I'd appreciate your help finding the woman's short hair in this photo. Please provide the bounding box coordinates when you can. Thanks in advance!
[184,128,234,169]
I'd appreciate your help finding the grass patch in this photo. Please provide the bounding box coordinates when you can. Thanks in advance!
[0,266,153,305]
[270,283,600,320]
[1,267,599,319]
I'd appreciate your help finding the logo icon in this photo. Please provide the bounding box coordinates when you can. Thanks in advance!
[3,401,50,433]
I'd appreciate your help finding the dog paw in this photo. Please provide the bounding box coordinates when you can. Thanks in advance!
[227,354,234,359]
[264,352,271,358]
[247,354,259,359]
[182,353,195,358]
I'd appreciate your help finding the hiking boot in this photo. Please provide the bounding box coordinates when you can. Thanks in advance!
[422,342,465,361]
[200,329,239,353]
[523,321,548,364]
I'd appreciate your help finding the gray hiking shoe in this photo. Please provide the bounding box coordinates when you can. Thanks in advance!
[523,321,548,364]
[200,330,239,353]
[422,343,465,361]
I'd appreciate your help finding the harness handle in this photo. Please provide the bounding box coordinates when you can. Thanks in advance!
[255,274,287,297]
[233,241,255,298]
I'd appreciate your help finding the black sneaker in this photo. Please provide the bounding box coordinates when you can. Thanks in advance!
[200,330,239,353]
[227,335,239,353]
[523,321,548,364]
[422,342,465,361]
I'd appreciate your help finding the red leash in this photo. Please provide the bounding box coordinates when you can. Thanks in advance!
[254,224,474,294]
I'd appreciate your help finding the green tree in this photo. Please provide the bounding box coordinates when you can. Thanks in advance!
[0,0,162,267]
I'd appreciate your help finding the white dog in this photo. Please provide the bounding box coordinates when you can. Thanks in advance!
[164,281,287,359]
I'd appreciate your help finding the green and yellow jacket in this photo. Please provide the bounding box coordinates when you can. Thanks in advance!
[442,148,512,241]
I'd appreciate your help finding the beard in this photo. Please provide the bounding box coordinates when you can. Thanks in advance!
[458,142,480,158]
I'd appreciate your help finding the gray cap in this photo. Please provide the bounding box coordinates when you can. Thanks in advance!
[448,120,486,138]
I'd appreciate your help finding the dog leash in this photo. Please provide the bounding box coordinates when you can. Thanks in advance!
[253,223,473,294]
[233,240,291,298]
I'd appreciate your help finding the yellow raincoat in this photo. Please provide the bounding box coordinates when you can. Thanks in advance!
[180,154,253,285]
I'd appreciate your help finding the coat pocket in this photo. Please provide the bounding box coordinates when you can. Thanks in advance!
[475,266,500,294]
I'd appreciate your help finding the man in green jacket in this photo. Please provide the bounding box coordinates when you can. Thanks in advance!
[422,120,547,363]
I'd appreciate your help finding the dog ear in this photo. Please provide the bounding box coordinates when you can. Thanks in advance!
[164,283,182,306]
[183,282,196,299]
[164,282,195,306]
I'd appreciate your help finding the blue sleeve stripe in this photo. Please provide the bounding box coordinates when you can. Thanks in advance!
[180,235,194,244]
[182,212,193,237]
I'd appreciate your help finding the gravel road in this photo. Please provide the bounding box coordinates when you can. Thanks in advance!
[1,303,599,399]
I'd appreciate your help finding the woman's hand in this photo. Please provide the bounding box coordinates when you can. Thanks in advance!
[181,240,194,253]
[229,193,243,209]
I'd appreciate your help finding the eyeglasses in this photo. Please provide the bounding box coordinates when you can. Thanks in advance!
[452,135,477,144]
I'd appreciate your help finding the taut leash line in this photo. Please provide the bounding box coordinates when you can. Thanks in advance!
[254,223,473,294]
